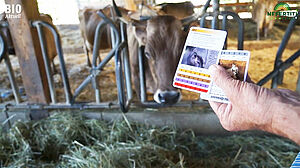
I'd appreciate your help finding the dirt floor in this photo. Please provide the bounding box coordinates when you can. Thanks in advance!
[0,20,299,103]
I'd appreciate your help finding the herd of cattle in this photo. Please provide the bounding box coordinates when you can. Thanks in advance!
[0,0,278,104]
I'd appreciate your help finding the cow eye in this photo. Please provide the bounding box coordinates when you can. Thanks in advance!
[145,52,151,59]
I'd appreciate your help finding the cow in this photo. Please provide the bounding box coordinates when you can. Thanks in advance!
[113,1,202,104]
[252,0,277,40]
[78,6,130,66]
[154,1,195,19]
[0,13,58,72]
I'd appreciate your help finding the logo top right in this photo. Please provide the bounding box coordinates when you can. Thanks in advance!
[267,2,299,20]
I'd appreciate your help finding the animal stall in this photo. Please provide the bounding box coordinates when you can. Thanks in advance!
[0,0,299,167]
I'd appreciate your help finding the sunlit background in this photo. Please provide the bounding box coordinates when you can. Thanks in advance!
[1,0,255,25]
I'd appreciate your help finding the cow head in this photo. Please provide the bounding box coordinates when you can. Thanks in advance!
[112,0,206,104]
[133,16,187,104]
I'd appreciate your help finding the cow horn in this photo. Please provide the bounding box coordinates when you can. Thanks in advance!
[112,0,122,17]
[180,0,211,26]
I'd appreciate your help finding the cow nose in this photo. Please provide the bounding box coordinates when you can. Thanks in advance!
[155,90,181,104]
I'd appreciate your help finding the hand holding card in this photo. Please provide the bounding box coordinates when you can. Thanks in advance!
[201,50,251,103]
[173,27,250,104]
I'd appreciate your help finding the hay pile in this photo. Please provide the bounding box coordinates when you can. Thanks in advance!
[0,112,299,167]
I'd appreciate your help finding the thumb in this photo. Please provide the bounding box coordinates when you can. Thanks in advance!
[209,64,242,102]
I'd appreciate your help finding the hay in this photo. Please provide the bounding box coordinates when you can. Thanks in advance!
[0,112,299,167]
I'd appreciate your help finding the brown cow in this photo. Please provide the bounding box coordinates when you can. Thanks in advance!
[78,6,130,66]
[154,1,195,19]
[114,2,202,104]
[252,0,277,40]
[0,13,58,71]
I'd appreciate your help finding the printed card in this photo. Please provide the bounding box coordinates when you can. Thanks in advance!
[200,50,251,103]
[173,27,227,94]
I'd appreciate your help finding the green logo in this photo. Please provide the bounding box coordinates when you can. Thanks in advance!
[267,2,299,20]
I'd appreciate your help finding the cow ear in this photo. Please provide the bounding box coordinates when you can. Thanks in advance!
[133,25,147,46]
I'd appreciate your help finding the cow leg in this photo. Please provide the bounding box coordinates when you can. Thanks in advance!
[84,45,92,67]
[264,27,268,38]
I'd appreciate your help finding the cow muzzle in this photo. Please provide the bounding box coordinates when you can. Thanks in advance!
[154,89,181,104]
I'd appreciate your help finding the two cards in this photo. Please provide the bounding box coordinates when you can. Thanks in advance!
[173,27,250,103]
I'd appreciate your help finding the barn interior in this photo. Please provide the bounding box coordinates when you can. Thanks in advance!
[0,0,300,167]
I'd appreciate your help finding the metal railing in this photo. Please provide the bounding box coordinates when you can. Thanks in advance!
[257,13,300,92]
[0,28,21,104]
[200,11,244,50]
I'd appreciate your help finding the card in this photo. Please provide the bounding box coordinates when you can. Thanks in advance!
[200,50,251,103]
[173,27,227,93]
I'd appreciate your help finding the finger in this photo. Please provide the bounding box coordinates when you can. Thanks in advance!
[208,100,228,118]
[209,64,244,103]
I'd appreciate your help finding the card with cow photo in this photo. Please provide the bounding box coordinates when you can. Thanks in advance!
[200,50,251,103]
[173,27,227,94]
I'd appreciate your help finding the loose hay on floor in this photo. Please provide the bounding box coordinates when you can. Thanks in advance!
[0,112,298,167]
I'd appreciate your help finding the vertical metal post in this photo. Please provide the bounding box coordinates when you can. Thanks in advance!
[4,55,21,104]
[120,21,133,101]
[222,14,228,50]
[92,21,107,103]
[110,7,116,49]
[138,46,147,103]
[271,15,298,88]
[297,70,300,94]
[0,30,21,104]
[211,12,218,29]
[35,23,57,104]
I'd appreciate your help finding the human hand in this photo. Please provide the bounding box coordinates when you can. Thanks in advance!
[208,64,276,131]
[208,64,300,144]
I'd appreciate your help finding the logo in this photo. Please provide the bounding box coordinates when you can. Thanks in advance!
[267,2,299,20]
[4,4,22,19]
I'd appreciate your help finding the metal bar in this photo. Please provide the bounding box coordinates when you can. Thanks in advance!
[257,49,300,86]
[0,31,21,104]
[4,55,21,104]
[220,11,244,50]
[91,21,107,103]
[0,101,209,110]
[211,12,218,29]
[120,21,133,102]
[200,13,209,28]
[33,22,57,104]
[92,21,107,67]
[0,31,6,63]
[72,75,93,100]
[222,14,228,50]
[31,21,72,104]
[110,6,116,49]
[115,42,128,112]
[271,14,299,88]
[138,46,147,103]
[297,70,300,94]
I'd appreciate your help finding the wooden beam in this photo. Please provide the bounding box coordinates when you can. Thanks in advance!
[124,0,137,11]
[5,0,50,104]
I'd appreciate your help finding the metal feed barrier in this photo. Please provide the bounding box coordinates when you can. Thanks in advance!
[0,10,209,113]
[199,11,244,50]
[0,26,21,105]
[2,7,298,113]
[257,13,300,92]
